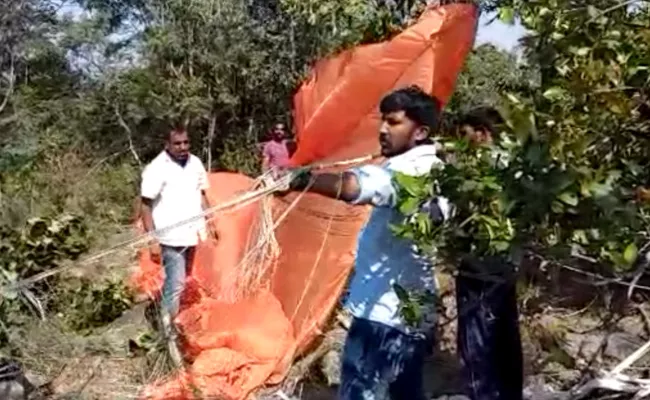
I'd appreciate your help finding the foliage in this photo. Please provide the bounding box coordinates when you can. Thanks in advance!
[393,283,436,328]
[71,0,433,171]
[0,0,435,343]
[0,213,135,346]
[280,0,430,56]
[0,215,88,282]
[0,215,88,343]
[447,43,539,113]
[55,278,133,333]
[396,1,650,278]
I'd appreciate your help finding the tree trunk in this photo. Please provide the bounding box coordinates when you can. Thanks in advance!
[206,113,217,171]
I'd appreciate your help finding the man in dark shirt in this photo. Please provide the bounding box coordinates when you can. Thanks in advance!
[454,107,523,400]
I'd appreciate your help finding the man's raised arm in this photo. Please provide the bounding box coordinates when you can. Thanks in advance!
[293,171,361,203]
[290,164,397,207]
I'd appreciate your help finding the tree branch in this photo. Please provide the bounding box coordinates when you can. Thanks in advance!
[529,251,650,292]
[587,0,646,24]
[114,105,142,168]
[205,112,216,171]
[0,53,16,115]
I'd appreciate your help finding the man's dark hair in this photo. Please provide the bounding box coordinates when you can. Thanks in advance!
[459,106,504,134]
[163,122,188,142]
[379,85,441,131]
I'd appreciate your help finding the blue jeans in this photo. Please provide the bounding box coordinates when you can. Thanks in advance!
[456,258,523,400]
[339,317,427,400]
[161,245,195,317]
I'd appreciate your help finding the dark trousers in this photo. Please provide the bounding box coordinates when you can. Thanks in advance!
[456,259,523,400]
[338,317,427,400]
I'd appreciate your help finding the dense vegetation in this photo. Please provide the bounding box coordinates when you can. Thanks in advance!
[0,0,453,350]
[1,0,648,387]
[398,1,650,285]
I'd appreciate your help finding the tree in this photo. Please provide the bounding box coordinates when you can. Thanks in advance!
[0,0,452,354]
[397,1,650,280]
[447,43,538,113]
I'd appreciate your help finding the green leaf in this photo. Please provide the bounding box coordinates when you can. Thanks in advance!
[505,93,521,105]
[416,214,431,235]
[571,230,589,245]
[393,283,410,303]
[558,192,579,207]
[492,241,510,252]
[551,32,565,41]
[543,87,566,101]
[498,7,515,24]
[399,197,420,215]
[394,172,425,197]
[460,180,479,192]
[587,6,600,19]
[623,243,638,266]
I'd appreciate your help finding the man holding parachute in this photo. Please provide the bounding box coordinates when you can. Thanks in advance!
[279,85,451,400]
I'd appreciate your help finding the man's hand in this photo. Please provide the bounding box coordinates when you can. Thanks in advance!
[201,191,219,242]
[149,239,162,264]
[272,167,311,196]
[289,167,312,191]
[206,218,219,242]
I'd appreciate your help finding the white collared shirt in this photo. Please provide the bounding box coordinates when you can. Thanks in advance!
[343,144,450,333]
[141,151,209,247]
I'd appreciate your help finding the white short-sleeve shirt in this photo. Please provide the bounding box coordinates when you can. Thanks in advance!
[342,145,449,333]
[141,151,209,247]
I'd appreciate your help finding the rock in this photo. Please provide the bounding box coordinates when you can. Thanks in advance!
[563,332,603,363]
[523,385,569,400]
[604,332,644,362]
[523,375,570,400]
[96,303,151,356]
[557,369,581,385]
[22,371,47,390]
[618,315,647,340]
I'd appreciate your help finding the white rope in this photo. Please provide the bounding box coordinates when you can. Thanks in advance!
[0,154,377,296]
[0,180,283,295]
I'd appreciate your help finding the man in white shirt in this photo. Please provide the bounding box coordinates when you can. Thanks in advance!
[283,86,450,400]
[140,128,216,336]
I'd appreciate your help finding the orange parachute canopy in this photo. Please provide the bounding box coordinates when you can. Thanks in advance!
[132,4,478,400]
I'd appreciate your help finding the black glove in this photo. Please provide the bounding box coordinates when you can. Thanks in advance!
[288,167,313,191]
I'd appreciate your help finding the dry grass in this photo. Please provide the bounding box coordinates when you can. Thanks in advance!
[5,301,184,400]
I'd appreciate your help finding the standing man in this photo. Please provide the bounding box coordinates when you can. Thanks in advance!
[262,122,291,172]
[454,107,523,400]
[140,127,216,363]
[283,86,451,400]
[457,106,500,145]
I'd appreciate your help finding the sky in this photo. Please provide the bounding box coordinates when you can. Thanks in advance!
[58,4,527,52]
[475,13,527,52]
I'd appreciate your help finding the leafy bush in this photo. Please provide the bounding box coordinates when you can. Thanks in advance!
[55,279,134,333]
[0,215,88,343]
[0,215,88,281]
[0,213,136,347]
[395,2,650,277]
